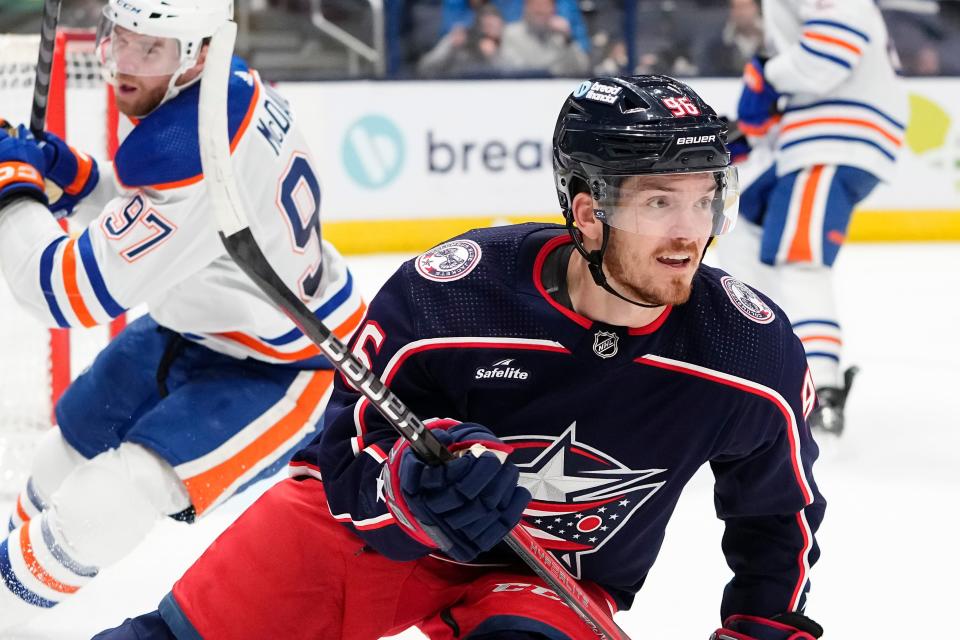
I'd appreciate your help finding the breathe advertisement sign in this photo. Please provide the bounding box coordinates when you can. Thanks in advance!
[280,80,574,220]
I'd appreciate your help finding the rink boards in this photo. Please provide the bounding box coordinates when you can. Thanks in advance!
[4,77,960,254]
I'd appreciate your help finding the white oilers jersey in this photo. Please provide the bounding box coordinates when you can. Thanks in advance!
[0,58,364,366]
[762,0,908,180]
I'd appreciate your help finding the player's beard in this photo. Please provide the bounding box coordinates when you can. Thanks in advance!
[604,232,702,307]
[114,74,170,117]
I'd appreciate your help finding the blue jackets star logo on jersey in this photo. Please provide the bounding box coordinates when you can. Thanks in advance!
[506,423,666,579]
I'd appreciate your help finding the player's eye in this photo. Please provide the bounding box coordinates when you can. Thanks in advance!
[645,196,668,209]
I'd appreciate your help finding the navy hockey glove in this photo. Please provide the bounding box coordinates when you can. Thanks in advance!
[0,123,47,209]
[736,57,782,137]
[383,420,532,562]
[38,129,99,218]
[712,613,823,640]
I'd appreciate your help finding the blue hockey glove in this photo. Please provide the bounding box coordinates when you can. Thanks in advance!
[37,129,99,218]
[736,57,782,137]
[0,123,47,209]
[382,420,532,562]
[711,613,823,640]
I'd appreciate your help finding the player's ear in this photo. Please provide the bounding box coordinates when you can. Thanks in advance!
[197,42,209,67]
[571,191,602,244]
[177,42,209,86]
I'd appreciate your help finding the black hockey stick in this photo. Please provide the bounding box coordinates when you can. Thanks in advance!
[198,22,631,640]
[30,0,63,137]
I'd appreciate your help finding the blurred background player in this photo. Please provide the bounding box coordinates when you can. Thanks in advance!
[716,0,907,436]
[0,0,363,631]
[95,76,825,640]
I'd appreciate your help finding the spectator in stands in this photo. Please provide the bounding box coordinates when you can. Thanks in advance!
[582,0,626,74]
[593,37,628,75]
[418,3,505,77]
[626,0,692,76]
[879,0,943,75]
[696,0,763,76]
[908,42,941,75]
[441,0,590,53]
[499,0,589,76]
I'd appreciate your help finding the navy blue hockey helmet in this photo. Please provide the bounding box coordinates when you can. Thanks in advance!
[552,75,740,308]
[553,74,738,238]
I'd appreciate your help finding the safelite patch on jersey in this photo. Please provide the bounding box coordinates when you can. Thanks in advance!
[415,239,482,282]
[721,276,775,324]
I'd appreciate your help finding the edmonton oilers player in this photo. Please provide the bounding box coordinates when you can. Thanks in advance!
[96,76,826,640]
[716,0,907,436]
[0,0,362,630]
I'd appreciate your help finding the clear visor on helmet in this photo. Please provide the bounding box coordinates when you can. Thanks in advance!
[96,12,185,77]
[589,167,739,238]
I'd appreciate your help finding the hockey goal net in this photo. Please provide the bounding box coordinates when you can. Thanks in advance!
[0,30,120,497]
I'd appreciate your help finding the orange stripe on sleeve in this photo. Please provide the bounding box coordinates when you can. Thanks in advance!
[781,117,902,146]
[183,369,335,514]
[63,149,93,196]
[803,31,862,55]
[787,166,824,263]
[15,496,30,523]
[61,238,98,328]
[800,335,842,345]
[19,526,80,594]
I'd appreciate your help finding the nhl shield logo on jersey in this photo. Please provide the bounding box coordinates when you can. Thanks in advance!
[721,276,775,324]
[415,239,482,282]
[592,330,618,358]
[507,423,667,579]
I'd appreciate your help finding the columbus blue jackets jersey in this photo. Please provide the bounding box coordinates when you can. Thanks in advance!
[292,223,825,619]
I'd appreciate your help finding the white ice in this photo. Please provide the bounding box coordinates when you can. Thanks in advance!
[2,243,958,639]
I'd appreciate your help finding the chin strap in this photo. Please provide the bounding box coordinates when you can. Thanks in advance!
[565,215,663,310]
[157,68,203,111]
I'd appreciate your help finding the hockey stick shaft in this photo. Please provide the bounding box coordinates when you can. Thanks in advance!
[198,23,630,640]
[30,0,63,137]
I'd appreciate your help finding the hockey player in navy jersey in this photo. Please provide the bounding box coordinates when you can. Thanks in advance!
[95,76,826,640]
[717,0,908,436]
[0,0,363,631]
